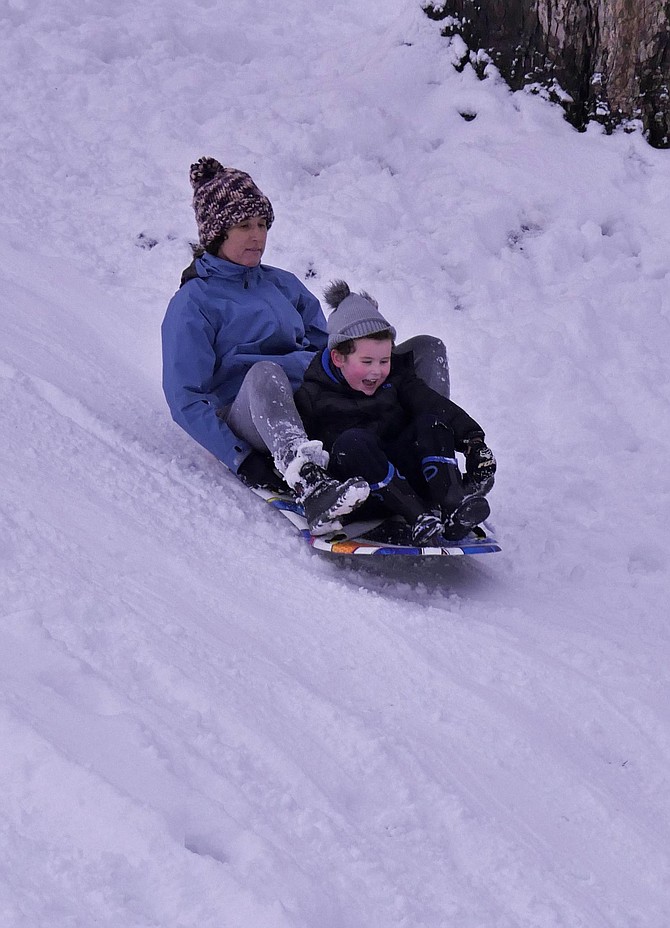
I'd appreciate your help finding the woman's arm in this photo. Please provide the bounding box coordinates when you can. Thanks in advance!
[161,292,253,472]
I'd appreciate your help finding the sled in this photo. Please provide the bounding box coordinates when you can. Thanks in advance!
[251,486,501,557]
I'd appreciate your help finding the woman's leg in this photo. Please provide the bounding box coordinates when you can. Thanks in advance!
[225,361,369,532]
[394,335,450,398]
[225,361,328,476]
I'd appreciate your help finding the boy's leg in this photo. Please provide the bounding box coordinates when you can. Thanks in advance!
[331,429,446,544]
[394,335,450,398]
[394,414,462,510]
[332,422,448,516]
[391,414,490,538]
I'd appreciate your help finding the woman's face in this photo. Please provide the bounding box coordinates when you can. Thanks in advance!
[217,216,268,266]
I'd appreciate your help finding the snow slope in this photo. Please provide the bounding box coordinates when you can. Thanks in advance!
[1,0,670,925]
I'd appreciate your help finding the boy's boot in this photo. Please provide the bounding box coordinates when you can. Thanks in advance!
[443,496,491,540]
[373,466,448,546]
[422,454,490,540]
[410,512,449,546]
[293,462,370,535]
[282,440,369,535]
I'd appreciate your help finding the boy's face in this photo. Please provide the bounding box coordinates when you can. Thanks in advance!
[331,336,393,396]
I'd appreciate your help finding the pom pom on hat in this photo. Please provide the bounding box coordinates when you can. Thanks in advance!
[324,279,396,349]
[189,157,275,248]
[189,156,224,189]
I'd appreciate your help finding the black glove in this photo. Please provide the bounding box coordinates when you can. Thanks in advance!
[237,451,288,492]
[463,435,496,483]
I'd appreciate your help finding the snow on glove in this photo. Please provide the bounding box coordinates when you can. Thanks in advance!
[463,435,496,483]
[237,451,288,492]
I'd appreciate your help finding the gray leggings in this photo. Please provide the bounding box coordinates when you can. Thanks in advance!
[225,361,306,472]
[394,334,450,398]
[225,335,450,464]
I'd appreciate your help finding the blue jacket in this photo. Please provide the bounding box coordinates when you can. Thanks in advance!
[161,252,328,472]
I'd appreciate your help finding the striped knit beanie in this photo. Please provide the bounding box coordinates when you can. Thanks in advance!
[189,157,274,248]
[324,280,396,350]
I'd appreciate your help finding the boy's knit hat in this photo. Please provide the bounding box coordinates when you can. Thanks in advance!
[189,157,274,248]
[324,280,396,349]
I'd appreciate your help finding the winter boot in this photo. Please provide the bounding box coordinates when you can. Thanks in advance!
[370,465,447,544]
[442,496,491,540]
[410,512,449,546]
[279,439,369,534]
[421,453,491,538]
[293,463,369,535]
[371,466,428,523]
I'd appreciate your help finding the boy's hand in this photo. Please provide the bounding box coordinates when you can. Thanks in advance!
[463,435,497,483]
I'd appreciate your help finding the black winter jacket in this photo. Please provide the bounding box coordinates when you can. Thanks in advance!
[294,348,484,453]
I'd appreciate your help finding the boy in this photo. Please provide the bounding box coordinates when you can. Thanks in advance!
[294,281,496,545]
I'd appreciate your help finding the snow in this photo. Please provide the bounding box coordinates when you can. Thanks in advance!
[1,0,670,925]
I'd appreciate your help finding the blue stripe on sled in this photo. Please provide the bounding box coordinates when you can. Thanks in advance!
[268,498,304,515]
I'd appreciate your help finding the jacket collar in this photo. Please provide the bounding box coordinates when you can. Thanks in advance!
[195,252,264,286]
[320,347,346,385]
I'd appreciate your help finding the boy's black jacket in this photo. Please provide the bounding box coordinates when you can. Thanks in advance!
[294,348,484,452]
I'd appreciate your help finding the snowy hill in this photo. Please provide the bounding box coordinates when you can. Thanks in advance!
[1,1,670,925]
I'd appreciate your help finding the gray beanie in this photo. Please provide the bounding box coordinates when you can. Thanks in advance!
[190,157,274,248]
[324,280,396,350]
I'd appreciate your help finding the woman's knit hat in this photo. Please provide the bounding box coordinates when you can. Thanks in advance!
[324,280,396,350]
[189,157,274,248]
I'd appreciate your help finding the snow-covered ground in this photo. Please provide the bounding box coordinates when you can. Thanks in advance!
[2,0,670,925]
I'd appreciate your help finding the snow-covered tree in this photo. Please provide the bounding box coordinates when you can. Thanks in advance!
[426,0,670,146]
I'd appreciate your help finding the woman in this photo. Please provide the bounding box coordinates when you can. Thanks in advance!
[161,157,369,534]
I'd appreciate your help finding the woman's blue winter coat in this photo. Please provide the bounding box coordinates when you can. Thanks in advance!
[161,252,328,472]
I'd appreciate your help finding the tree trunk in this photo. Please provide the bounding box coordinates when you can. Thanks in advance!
[425,0,670,147]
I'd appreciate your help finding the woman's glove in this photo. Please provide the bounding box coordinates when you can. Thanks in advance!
[237,452,288,492]
[463,435,496,483]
